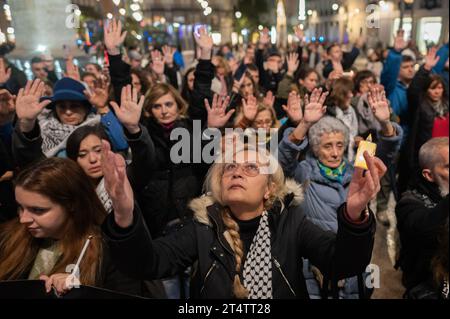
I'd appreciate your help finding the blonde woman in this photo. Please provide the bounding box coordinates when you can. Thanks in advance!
[102,134,385,299]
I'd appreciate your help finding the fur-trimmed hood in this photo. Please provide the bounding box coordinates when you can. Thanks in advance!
[188,179,304,227]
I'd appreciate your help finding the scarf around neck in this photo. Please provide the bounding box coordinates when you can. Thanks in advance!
[38,109,101,157]
[317,160,347,184]
[242,211,273,299]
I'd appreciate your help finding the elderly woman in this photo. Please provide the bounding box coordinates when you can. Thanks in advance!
[101,132,385,299]
[278,88,403,298]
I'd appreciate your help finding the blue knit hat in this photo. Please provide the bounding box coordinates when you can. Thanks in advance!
[42,77,90,108]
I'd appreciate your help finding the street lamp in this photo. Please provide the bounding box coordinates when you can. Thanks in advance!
[235,11,242,19]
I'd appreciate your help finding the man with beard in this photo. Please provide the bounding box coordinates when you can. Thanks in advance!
[396,137,449,297]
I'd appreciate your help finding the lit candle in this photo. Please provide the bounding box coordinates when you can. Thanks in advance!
[354,134,377,170]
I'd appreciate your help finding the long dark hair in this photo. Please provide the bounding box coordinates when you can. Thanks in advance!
[181,67,196,102]
[131,68,151,96]
[0,158,106,285]
[424,75,448,104]
[66,124,110,161]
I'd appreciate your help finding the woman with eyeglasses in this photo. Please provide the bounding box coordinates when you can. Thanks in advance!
[101,133,384,299]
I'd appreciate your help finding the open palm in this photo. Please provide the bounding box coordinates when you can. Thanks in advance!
[194,26,213,51]
[242,95,258,121]
[303,88,328,124]
[206,94,235,128]
[104,19,127,55]
[102,140,134,228]
[368,87,390,123]
[15,80,51,121]
[283,91,303,124]
[110,85,144,132]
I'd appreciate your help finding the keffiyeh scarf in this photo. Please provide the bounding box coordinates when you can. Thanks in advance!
[38,109,101,157]
[96,178,113,214]
[243,211,273,299]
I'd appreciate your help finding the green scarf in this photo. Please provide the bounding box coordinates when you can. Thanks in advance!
[317,160,347,184]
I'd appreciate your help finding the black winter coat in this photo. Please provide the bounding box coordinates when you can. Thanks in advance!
[103,185,376,299]
[396,176,449,291]
[137,117,209,238]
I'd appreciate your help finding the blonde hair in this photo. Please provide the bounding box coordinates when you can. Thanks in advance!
[144,83,188,119]
[234,103,280,129]
[203,145,286,298]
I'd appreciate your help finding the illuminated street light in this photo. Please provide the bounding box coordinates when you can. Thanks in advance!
[235,11,242,19]
[332,3,339,11]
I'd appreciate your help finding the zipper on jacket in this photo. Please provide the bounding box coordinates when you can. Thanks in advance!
[273,257,296,297]
[200,261,217,295]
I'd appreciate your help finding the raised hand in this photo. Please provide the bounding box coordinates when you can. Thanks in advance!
[346,152,387,220]
[205,94,235,128]
[287,52,300,76]
[367,86,390,124]
[194,26,213,60]
[332,60,344,73]
[303,88,328,125]
[293,25,304,43]
[151,50,165,76]
[102,140,134,228]
[16,80,51,132]
[355,36,366,49]
[162,45,175,68]
[263,91,275,108]
[259,28,271,47]
[242,95,258,121]
[110,85,144,134]
[0,59,11,85]
[84,77,109,111]
[104,18,127,55]
[232,75,245,94]
[282,91,303,124]
[394,29,407,52]
[64,57,81,82]
[424,46,440,71]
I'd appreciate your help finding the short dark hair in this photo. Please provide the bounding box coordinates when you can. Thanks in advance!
[31,56,44,65]
[327,43,340,55]
[354,70,377,93]
[401,55,415,64]
[246,64,259,73]
[85,63,102,72]
[81,72,97,81]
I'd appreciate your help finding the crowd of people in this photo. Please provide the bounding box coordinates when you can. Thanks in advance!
[0,19,448,300]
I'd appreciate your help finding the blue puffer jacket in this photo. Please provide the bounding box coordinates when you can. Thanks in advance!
[278,123,404,298]
[381,50,409,143]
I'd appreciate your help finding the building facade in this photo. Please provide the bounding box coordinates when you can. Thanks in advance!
[300,0,448,52]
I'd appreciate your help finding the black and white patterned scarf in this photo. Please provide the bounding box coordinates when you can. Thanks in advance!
[38,109,101,157]
[243,211,272,299]
[96,178,113,214]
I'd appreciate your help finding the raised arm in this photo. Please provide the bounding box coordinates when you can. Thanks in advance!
[101,141,198,280]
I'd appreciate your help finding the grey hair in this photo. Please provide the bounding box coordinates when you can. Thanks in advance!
[419,137,449,170]
[308,116,349,155]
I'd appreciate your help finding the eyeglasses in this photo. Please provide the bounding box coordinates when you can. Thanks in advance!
[223,162,260,177]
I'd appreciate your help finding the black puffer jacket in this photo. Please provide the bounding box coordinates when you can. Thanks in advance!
[103,182,376,299]
[137,117,209,238]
